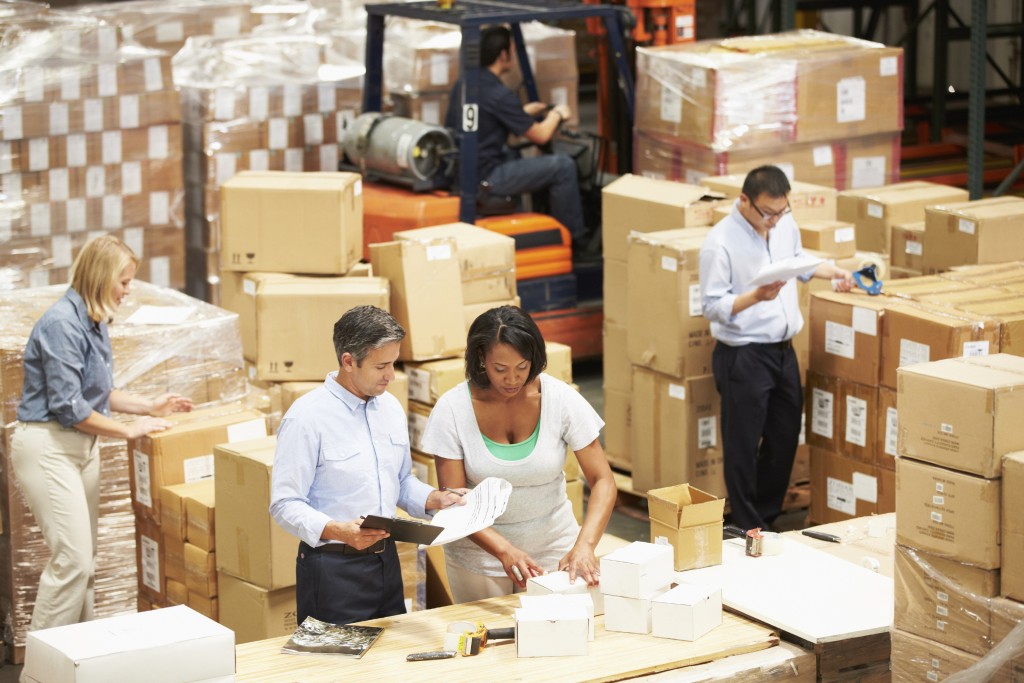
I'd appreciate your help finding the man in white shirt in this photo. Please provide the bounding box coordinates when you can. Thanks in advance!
[699,166,853,532]
[270,306,464,625]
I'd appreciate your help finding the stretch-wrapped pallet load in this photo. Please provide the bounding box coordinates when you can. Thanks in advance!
[634,29,903,189]
[0,12,185,291]
[174,33,365,303]
[0,281,246,662]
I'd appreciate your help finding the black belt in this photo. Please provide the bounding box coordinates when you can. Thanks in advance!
[303,539,388,555]
[752,339,792,351]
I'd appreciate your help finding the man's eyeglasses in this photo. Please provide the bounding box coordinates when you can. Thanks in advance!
[748,198,792,222]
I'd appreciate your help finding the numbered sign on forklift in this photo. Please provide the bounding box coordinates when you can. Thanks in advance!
[462,104,479,132]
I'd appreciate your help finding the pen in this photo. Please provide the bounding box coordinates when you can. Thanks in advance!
[441,487,465,497]
[802,530,843,544]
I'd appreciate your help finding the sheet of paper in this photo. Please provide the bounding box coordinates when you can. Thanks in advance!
[430,477,512,546]
[748,256,823,287]
[125,305,195,325]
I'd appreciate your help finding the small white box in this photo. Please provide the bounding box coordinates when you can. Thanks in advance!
[520,593,595,640]
[23,605,235,683]
[599,541,674,598]
[604,592,667,634]
[526,570,605,615]
[514,605,589,657]
[652,583,723,641]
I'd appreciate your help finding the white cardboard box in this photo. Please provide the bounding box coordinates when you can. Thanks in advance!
[520,594,595,640]
[526,570,605,615]
[652,583,723,641]
[22,605,235,683]
[599,541,674,598]
[514,605,589,657]
[604,592,667,634]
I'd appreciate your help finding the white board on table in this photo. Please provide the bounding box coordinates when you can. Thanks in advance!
[677,537,893,644]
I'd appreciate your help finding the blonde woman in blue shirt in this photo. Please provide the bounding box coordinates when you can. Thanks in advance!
[11,235,192,630]
[421,306,617,603]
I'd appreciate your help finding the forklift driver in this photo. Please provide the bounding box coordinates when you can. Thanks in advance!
[445,26,596,258]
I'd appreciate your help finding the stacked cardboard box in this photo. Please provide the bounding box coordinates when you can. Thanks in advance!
[129,405,267,620]
[175,36,365,302]
[0,281,246,662]
[393,223,518,334]
[633,30,903,189]
[893,354,1024,678]
[600,175,720,473]
[0,12,184,290]
[922,197,1024,275]
[626,229,724,496]
[836,181,968,257]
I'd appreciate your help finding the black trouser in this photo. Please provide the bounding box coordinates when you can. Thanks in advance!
[712,341,802,532]
[295,540,406,626]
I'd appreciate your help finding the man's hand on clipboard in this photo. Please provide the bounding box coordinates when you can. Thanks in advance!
[320,519,390,550]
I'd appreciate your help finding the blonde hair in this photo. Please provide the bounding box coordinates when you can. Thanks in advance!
[70,235,139,323]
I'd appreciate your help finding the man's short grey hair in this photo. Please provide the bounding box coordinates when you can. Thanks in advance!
[333,305,405,365]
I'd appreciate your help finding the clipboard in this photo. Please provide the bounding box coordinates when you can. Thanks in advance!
[360,515,444,545]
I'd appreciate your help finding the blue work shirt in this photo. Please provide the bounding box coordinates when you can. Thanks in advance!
[699,201,815,346]
[17,288,113,428]
[269,372,432,549]
[445,69,536,180]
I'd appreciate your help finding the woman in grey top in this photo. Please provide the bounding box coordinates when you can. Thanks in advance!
[12,235,192,630]
[420,306,617,603]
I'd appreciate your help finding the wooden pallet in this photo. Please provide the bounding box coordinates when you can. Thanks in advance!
[533,305,603,361]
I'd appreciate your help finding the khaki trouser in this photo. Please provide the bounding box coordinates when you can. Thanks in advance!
[10,421,99,630]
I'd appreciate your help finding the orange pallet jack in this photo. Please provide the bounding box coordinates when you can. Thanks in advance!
[476,213,573,281]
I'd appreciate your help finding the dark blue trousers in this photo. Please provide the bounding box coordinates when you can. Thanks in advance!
[295,541,406,626]
[712,341,802,532]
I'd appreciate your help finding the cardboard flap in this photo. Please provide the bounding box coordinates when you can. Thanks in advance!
[647,484,724,528]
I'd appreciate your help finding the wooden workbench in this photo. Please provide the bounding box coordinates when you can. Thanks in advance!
[235,594,778,682]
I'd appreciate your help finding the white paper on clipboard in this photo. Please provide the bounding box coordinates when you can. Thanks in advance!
[748,256,823,287]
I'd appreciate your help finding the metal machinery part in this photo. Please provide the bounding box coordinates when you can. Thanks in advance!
[342,112,455,190]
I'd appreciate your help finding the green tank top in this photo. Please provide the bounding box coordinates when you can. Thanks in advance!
[481,418,541,461]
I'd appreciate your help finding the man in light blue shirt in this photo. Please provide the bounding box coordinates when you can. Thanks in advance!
[700,166,852,532]
[270,305,464,625]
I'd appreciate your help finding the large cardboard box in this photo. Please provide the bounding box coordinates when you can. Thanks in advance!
[798,220,856,258]
[403,357,465,406]
[923,196,1024,273]
[218,572,298,645]
[647,484,724,571]
[602,175,717,263]
[630,369,724,497]
[603,258,628,326]
[1001,452,1024,602]
[128,407,267,522]
[135,516,165,605]
[214,436,296,590]
[394,222,516,305]
[237,273,391,381]
[897,354,1024,477]
[836,182,969,254]
[635,31,902,150]
[370,239,466,361]
[893,544,997,655]
[220,171,362,274]
[280,381,323,416]
[958,299,1024,358]
[809,448,893,524]
[184,543,217,597]
[895,457,1000,569]
[545,341,573,385]
[890,221,925,272]
[626,229,713,379]
[699,176,837,223]
[890,628,981,682]
[21,606,234,683]
[603,322,630,394]
[837,379,878,465]
[808,291,888,386]
[880,302,1000,389]
[159,481,194,541]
